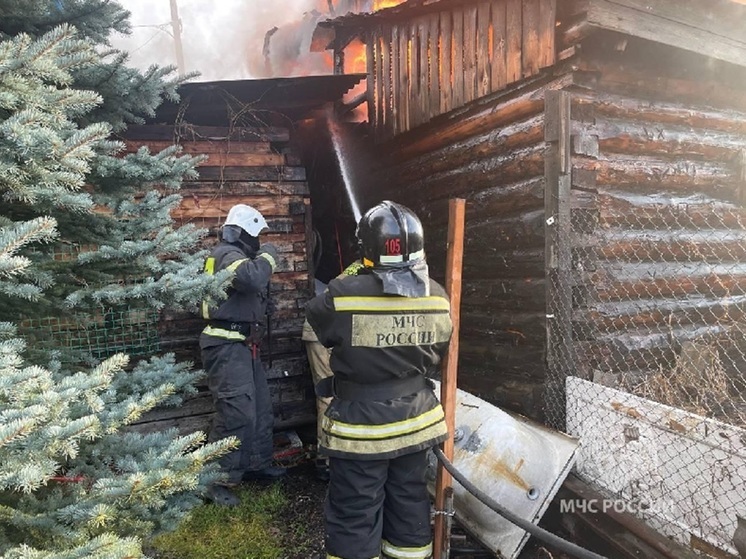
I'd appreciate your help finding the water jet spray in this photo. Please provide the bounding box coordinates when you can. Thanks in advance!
[326,110,363,223]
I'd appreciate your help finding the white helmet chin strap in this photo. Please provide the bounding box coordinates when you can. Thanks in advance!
[224,204,268,237]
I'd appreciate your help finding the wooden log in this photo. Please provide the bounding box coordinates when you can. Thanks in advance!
[584,294,746,333]
[123,140,272,155]
[423,176,545,229]
[458,370,545,418]
[462,277,546,312]
[461,309,548,343]
[585,119,746,162]
[172,195,305,220]
[180,181,309,196]
[586,0,746,69]
[594,230,746,262]
[382,72,573,163]
[466,207,545,251]
[195,166,306,182]
[574,49,746,114]
[573,93,746,136]
[123,124,290,143]
[403,145,545,202]
[463,247,547,279]
[596,201,746,231]
[573,156,740,201]
[383,114,544,186]
[594,268,746,302]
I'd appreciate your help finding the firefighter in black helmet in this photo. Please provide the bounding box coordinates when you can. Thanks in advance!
[306,201,452,559]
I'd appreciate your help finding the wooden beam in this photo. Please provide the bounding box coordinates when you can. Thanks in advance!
[587,0,746,68]
[544,89,573,430]
[433,199,466,559]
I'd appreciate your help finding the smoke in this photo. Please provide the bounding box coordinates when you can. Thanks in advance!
[110,0,333,81]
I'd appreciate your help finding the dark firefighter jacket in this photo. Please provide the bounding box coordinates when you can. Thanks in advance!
[305,271,452,460]
[200,241,273,349]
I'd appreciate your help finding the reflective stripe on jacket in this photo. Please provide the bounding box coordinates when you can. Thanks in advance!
[200,242,272,348]
[305,272,452,459]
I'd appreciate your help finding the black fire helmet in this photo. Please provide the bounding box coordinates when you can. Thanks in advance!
[357,201,425,268]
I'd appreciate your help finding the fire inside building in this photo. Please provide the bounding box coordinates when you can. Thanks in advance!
[121,1,746,558]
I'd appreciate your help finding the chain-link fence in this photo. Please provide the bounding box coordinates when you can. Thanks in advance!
[544,198,746,556]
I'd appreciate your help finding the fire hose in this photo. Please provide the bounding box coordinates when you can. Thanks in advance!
[433,447,608,559]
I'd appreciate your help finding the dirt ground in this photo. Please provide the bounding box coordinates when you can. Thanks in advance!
[274,453,573,559]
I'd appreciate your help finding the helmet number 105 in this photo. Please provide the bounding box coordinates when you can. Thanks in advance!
[385,238,402,255]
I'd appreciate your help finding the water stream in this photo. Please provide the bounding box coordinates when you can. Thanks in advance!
[327,114,363,223]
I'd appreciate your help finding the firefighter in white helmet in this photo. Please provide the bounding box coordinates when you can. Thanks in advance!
[306,201,452,559]
[200,204,286,506]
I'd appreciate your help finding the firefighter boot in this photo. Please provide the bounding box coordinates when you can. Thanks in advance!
[243,466,287,481]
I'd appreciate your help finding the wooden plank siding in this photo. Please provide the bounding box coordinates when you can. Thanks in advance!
[366,0,557,139]
[122,126,315,435]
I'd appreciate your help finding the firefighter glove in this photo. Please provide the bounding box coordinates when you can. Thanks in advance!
[257,243,279,272]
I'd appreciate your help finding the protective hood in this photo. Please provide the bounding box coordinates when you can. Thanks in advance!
[370,259,431,298]
[225,204,268,237]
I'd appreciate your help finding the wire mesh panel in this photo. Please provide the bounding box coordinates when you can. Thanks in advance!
[20,307,161,364]
[543,90,746,556]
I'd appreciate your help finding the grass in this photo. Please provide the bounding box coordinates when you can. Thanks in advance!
[148,484,287,559]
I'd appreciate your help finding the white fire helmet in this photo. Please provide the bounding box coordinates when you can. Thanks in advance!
[224,204,268,237]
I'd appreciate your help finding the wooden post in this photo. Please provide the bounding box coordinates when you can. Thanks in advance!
[433,198,466,559]
[169,0,186,77]
[544,90,573,430]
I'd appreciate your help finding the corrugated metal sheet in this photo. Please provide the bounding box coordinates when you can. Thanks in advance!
[151,74,366,126]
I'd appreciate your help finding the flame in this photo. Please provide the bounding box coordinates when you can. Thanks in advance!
[373,0,405,9]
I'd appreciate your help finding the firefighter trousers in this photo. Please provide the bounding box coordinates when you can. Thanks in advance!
[325,450,433,559]
[202,342,274,484]
[304,339,333,450]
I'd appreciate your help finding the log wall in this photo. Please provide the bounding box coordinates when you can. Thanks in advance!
[560,35,746,414]
[367,0,556,140]
[367,69,574,419]
[122,124,315,435]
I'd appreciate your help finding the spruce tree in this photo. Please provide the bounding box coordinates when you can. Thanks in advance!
[0,2,234,558]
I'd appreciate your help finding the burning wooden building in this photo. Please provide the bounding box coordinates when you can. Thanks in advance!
[119,0,746,555]
[312,0,746,557]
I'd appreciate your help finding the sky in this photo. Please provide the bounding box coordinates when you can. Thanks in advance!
[110,0,321,81]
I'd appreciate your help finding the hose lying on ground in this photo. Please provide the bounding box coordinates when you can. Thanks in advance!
[433,447,608,559]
